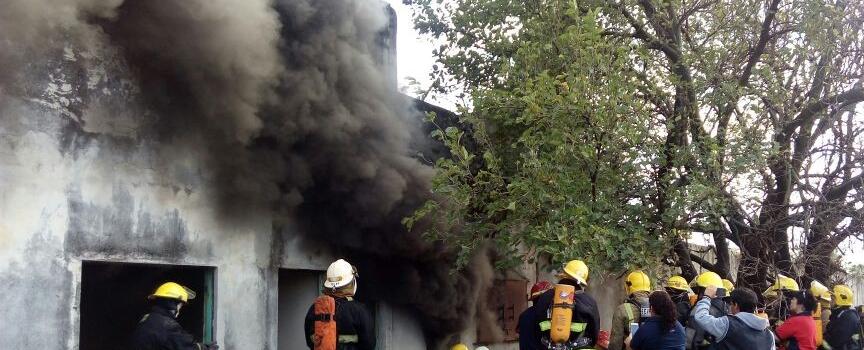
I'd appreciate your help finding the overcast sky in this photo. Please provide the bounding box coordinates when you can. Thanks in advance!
[384,1,461,109]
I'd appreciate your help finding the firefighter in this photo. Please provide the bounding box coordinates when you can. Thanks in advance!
[763,274,800,326]
[529,259,601,349]
[824,285,862,350]
[685,271,727,350]
[304,259,375,350]
[722,279,735,295]
[608,270,652,350]
[130,282,218,350]
[666,275,694,327]
[519,281,553,350]
[809,280,832,347]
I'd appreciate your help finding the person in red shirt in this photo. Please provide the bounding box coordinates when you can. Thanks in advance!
[776,290,818,350]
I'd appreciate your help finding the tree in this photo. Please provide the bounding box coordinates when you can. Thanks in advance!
[405,0,864,290]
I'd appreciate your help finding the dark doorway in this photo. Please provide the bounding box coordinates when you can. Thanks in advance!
[278,269,321,350]
[79,261,215,350]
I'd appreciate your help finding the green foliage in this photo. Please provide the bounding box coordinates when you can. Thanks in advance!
[405,2,673,272]
[405,0,864,283]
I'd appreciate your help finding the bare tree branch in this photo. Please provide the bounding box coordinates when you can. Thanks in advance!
[784,87,864,135]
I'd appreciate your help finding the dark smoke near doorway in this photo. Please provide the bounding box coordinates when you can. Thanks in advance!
[0,0,491,346]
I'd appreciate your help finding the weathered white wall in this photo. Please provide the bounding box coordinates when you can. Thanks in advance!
[845,276,864,306]
[377,303,427,350]
[0,42,339,349]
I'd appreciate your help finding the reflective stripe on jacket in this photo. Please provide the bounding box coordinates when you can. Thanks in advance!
[609,294,650,350]
[530,287,601,349]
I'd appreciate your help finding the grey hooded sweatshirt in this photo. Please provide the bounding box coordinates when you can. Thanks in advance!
[692,297,776,350]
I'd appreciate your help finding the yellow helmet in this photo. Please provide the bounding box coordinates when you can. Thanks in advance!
[559,260,589,286]
[451,344,469,350]
[626,270,652,295]
[763,274,799,298]
[666,275,693,293]
[833,285,854,306]
[690,271,723,289]
[722,279,735,293]
[809,280,831,302]
[148,282,196,303]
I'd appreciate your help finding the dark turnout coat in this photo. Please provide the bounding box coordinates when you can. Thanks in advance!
[518,304,541,350]
[525,286,601,349]
[130,304,207,350]
[304,296,376,350]
[825,307,862,350]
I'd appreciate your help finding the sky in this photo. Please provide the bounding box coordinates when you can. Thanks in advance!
[384,1,459,109]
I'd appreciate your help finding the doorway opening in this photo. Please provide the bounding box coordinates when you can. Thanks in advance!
[277,269,322,350]
[78,261,215,350]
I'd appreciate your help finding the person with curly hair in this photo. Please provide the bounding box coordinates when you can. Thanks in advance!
[626,291,686,350]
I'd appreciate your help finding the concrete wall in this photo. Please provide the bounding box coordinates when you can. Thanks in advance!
[844,276,864,306]
[0,85,335,350]
[0,40,434,350]
[377,304,427,350]
[0,84,427,350]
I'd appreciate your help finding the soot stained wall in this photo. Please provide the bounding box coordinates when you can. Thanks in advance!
[0,62,322,349]
[65,186,191,259]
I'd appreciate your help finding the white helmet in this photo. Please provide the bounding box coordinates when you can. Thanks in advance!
[324,259,357,289]
[476,347,490,350]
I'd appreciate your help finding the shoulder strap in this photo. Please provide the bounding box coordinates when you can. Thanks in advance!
[624,303,635,322]
[636,298,651,318]
[838,308,850,319]
[626,298,650,321]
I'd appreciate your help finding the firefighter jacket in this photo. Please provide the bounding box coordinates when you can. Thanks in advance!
[518,304,542,350]
[527,286,601,349]
[670,293,692,327]
[304,297,376,350]
[824,307,862,350]
[130,304,210,350]
[824,307,833,340]
[608,293,651,350]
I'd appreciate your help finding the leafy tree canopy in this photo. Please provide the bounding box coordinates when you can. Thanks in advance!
[405,0,864,289]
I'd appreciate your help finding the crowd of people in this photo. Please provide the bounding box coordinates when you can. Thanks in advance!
[126,257,863,350]
[506,261,863,350]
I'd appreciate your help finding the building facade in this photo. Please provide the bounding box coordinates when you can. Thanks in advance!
[0,1,427,349]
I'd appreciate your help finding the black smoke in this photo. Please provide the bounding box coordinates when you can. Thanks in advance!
[0,0,490,346]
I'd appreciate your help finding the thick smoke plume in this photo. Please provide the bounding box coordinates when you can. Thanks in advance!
[0,0,490,346]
